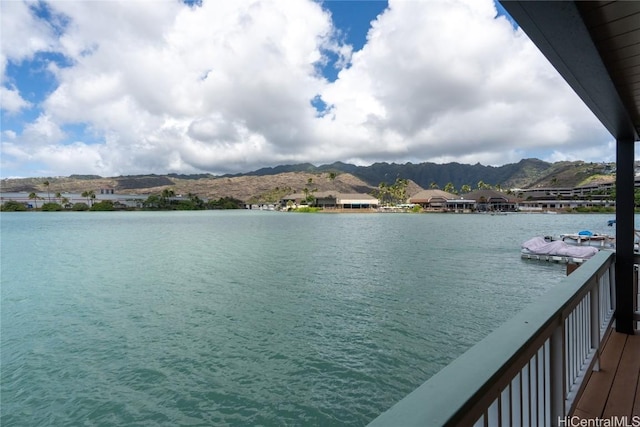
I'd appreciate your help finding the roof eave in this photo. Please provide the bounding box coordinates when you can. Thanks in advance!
[500,1,639,142]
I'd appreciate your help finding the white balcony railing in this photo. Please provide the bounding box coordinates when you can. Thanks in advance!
[368,250,617,427]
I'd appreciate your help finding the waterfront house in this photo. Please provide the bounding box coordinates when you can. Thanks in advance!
[334,193,379,210]
[280,193,305,207]
[369,1,640,425]
[409,189,459,211]
[313,191,339,209]
[445,197,476,213]
[462,189,519,212]
[280,191,379,210]
[518,198,615,212]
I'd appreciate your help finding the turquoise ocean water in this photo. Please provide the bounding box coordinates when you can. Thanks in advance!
[0,211,621,426]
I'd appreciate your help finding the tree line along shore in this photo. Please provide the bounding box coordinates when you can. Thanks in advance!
[0,186,244,212]
[0,175,630,213]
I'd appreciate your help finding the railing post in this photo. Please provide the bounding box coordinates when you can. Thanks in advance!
[610,261,616,315]
[615,138,635,334]
[590,283,600,371]
[634,264,639,330]
[549,324,565,425]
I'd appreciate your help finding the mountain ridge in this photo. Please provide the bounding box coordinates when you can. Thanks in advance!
[225,158,615,190]
[1,158,616,202]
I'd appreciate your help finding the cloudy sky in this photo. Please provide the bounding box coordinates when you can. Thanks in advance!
[1,0,617,178]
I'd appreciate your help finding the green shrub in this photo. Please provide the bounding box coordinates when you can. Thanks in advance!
[294,206,321,213]
[71,203,90,211]
[41,202,63,211]
[572,206,615,213]
[174,200,204,210]
[207,197,244,209]
[90,200,115,211]
[0,201,27,211]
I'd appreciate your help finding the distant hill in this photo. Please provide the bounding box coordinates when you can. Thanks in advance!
[0,159,616,202]
[229,158,615,190]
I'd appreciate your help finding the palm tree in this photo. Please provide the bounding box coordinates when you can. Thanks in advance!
[376,182,390,205]
[43,180,51,202]
[161,188,175,207]
[302,185,317,205]
[28,192,40,209]
[187,192,204,209]
[444,182,456,194]
[461,184,471,194]
[391,178,409,204]
[81,190,96,207]
[143,194,161,209]
[430,182,439,189]
[477,180,493,190]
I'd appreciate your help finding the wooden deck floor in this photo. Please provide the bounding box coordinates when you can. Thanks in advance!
[572,330,640,420]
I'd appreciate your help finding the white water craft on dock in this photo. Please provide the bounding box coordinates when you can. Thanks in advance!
[555,230,616,250]
[521,236,598,264]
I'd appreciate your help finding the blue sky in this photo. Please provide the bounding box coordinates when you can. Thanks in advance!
[320,1,387,79]
[1,0,613,178]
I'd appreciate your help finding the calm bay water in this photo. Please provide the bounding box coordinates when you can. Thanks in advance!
[0,211,620,426]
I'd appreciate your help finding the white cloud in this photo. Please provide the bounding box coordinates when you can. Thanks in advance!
[1,86,32,113]
[545,139,618,165]
[28,0,337,175]
[315,0,610,166]
[0,0,56,119]
[1,0,614,178]
[0,0,57,83]
[21,113,66,146]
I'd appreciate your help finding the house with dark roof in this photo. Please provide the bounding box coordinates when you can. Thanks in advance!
[409,188,516,212]
[409,189,461,211]
[461,189,519,212]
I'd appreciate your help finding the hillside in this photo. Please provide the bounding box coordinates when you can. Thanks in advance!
[0,159,616,202]
[0,172,381,204]
[232,158,615,190]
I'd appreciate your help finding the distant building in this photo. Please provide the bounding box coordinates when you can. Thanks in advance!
[280,191,379,210]
[409,189,460,211]
[462,189,519,212]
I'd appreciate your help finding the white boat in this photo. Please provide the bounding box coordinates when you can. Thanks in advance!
[556,231,616,250]
[521,236,598,264]
[551,222,640,251]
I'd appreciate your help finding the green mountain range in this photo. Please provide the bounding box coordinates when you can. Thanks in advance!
[1,158,616,203]
[231,158,615,189]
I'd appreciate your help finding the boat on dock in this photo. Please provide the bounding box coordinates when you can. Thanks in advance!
[521,236,598,264]
[548,222,640,252]
[555,230,616,250]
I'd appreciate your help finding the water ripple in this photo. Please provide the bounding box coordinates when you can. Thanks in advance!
[2,211,618,426]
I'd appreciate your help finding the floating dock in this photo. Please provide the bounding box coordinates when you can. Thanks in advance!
[520,252,589,264]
